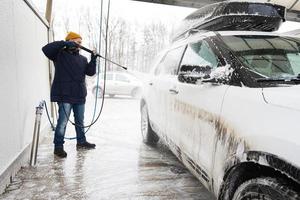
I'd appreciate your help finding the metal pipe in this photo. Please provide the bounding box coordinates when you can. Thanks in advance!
[30,102,44,166]
[45,0,53,24]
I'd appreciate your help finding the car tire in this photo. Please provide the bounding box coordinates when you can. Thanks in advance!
[131,87,141,98]
[232,177,300,200]
[140,102,159,146]
[93,87,103,98]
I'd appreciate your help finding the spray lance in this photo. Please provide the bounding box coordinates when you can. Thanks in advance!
[78,45,128,71]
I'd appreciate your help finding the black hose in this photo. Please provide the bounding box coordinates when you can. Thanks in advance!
[60,0,112,140]
[61,0,111,129]
[82,0,105,137]
[43,100,55,131]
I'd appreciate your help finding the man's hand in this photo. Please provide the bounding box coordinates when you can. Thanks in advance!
[64,41,78,49]
[91,50,98,61]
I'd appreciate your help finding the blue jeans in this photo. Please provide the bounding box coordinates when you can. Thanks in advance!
[54,103,86,148]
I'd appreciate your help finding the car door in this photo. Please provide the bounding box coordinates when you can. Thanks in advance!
[145,53,166,128]
[101,73,114,94]
[167,39,230,184]
[114,73,132,95]
[147,46,186,135]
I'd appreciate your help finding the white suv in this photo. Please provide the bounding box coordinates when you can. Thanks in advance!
[140,2,300,199]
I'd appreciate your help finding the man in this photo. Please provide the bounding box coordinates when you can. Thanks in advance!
[42,31,97,158]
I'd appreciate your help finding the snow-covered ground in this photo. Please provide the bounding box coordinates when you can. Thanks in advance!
[0,94,215,200]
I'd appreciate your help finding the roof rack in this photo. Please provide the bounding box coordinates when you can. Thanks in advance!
[173,1,286,42]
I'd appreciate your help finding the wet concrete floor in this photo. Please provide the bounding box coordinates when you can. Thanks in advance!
[0,96,215,200]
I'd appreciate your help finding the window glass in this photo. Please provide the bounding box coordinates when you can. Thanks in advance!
[287,53,300,75]
[101,73,113,80]
[116,74,130,82]
[155,46,186,76]
[222,35,300,78]
[154,56,166,76]
[241,54,293,77]
[180,41,219,72]
[198,42,218,68]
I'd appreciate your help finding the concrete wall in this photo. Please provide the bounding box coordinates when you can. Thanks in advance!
[0,0,51,193]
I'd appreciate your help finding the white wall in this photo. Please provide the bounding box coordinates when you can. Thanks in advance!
[0,0,50,178]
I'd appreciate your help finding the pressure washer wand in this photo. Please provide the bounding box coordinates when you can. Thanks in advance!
[79,45,128,70]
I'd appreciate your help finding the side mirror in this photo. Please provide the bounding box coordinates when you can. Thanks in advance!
[178,65,212,84]
[207,65,233,83]
[178,65,233,84]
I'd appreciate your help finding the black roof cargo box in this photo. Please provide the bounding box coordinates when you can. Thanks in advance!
[174,1,286,41]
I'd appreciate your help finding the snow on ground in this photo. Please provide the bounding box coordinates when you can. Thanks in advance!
[0,94,215,200]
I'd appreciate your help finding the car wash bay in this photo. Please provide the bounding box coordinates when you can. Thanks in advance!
[0,0,214,199]
[0,95,215,200]
[2,0,300,199]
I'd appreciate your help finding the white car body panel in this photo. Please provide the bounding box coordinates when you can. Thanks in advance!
[214,85,300,194]
[263,85,300,111]
[167,82,230,177]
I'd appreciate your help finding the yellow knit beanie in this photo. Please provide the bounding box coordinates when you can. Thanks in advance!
[65,31,82,41]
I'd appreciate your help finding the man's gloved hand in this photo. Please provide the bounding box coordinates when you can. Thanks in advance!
[91,50,98,62]
[64,41,78,49]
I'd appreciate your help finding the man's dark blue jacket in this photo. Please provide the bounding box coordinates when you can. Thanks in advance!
[42,41,96,104]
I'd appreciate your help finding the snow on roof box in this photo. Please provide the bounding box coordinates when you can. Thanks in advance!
[174,1,286,41]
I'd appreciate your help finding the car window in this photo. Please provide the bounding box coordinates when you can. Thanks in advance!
[242,54,294,77]
[115,74,130,82]
[179,40,219,73]
[287,53,300,75]
[221,35,300,79]
[154,55,166,76]
[154,46,186,76]
[101,73,113,80]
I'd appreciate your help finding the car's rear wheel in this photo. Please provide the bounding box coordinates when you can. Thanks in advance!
[131,87,141,98]
[140,102,159,146]
[93,87,103,98]
[232,177,300,200]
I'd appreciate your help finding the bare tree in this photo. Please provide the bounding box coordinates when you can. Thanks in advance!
[62,16,70,33]
[56,3,171,73]
[84,7,99,50]
[139,21,170,72]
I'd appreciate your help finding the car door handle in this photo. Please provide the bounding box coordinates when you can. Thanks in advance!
[169,88,179,94]
[149,82,153,86]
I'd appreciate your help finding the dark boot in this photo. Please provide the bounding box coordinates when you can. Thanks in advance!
[54,147,67,158]
[76,141,96,149]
